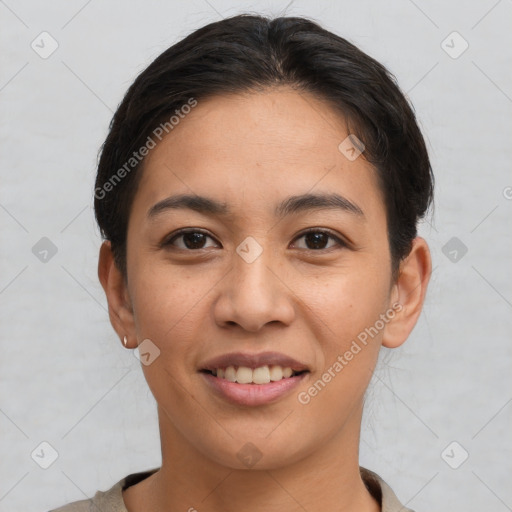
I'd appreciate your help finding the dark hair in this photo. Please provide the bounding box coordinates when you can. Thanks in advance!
[94,14,433,278]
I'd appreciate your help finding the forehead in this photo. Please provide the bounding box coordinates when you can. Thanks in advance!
[150,87,351,164]
[133,87,385,223]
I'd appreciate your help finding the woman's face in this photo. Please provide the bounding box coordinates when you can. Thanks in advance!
[120,87,403,469]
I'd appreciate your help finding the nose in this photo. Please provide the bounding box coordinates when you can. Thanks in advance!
[213,242,296,333]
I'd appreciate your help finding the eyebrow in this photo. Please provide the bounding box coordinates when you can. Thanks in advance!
[147,192,364,220]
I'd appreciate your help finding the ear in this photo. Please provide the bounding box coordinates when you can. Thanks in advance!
[382,237,431,349]
[98,241,137,348]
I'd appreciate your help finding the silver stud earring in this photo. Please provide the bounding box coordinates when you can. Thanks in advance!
[123,335,128,347]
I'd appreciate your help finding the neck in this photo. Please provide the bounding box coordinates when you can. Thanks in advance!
[125,402,380,512]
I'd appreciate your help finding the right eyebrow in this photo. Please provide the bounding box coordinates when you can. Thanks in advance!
[147,194,230,219]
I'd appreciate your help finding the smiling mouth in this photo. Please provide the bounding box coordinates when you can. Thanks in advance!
[201,365,308,385]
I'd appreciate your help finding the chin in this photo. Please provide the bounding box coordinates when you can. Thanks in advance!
[198,433,314,471]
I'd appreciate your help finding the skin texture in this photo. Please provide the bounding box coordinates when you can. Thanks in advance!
[98,86,431,512]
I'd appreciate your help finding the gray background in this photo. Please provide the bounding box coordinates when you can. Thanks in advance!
[1,1,511,511]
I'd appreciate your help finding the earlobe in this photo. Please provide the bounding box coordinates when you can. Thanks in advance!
[382,237,432,349]
[98,241,137,348]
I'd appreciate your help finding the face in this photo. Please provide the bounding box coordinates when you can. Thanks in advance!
[116,87,407,469]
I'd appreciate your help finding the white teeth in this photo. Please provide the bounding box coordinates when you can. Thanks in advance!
[253,366,271,384]
[225,366,237,382]
[236,366,253,384]
[212,364,297,384]
[269,365,283,381]
[282,367,293,378]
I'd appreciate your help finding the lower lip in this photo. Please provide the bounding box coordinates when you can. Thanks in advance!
[201,372,308,406]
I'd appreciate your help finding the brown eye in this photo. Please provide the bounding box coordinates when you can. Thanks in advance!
[292,229,345,251]
[164,230,219,250]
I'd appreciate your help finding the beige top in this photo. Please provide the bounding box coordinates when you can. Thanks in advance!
[49,467,414,512]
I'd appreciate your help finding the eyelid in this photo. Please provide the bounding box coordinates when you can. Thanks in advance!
[291,227,348,250]
[162,228,220,248]
[162,226,349,252]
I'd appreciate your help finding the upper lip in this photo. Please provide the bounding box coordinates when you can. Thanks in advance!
[200,351,309,372]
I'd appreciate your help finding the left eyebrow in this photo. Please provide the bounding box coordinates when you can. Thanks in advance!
[146,192,364,220]
[275,192,364,218]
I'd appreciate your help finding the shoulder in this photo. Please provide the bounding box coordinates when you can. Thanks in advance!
[360,467,416,512]
[48,468,159,512]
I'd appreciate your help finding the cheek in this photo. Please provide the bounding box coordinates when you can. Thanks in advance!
[126,263,210,417]
[299,264,390,343]
[296,267,390,396]
[128,260,211,358]
[295,276,388,417]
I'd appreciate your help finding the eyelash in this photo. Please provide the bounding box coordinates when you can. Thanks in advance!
[162,228,347,252]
